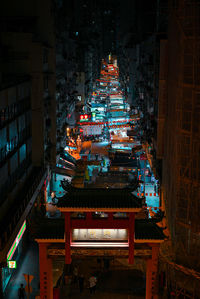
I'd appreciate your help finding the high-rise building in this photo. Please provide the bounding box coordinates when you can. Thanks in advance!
[0,0,56,294]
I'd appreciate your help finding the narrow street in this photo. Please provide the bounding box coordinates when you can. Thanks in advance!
[2,1,200,298]
[4,56,161,299]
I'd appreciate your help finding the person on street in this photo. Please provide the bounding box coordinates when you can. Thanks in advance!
[89,275,97,294]
[18,283,25,299]
[73,265,78,284]
[78,274,85,293]
[103,258,110,272]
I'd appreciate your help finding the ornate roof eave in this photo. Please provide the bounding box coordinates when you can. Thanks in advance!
[35,237,165,244]
[57,207,142,213]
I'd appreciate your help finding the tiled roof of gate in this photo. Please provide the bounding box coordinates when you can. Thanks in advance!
[56,188,142,209]
[135,219,166,240]
[34,219,165,241]
[111,157,138,167]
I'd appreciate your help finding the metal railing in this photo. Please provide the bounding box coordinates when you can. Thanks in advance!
[0,97,31,129]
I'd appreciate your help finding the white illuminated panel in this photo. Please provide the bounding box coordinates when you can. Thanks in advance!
[71,242,128,248]
[72,229,128,241]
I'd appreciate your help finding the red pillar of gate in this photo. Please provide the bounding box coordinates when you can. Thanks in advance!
[65,212,71,264]
[86,212,93,220]
[107,212,113,221]
[146,244,160,299]
[128,212,135,264]
[39,243,53,299]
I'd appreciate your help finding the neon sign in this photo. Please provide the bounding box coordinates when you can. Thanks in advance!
[7,220,26,261]
[80,115,89,122]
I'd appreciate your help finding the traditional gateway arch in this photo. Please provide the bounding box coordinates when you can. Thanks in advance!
[35,188,165,299]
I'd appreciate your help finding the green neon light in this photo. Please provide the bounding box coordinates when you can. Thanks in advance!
[7,242,17,261]
[17,221,26,240]
[7,221,26,261]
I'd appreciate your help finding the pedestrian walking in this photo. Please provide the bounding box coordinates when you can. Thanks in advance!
[18,283,25,299]
[78,274,85,293]
[73,265,79,284]
[103,258,110,272]
[95,153,98,161]
[89,275,97,294]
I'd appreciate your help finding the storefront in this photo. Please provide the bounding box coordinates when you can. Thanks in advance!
[2,220,26,292]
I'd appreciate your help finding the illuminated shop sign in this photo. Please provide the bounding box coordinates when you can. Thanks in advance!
[80,115,89,122]
[72,229,127,241]
[7,220,26,261]
[8,261,17,269]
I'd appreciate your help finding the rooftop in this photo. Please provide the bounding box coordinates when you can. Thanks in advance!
[56,188,143,210]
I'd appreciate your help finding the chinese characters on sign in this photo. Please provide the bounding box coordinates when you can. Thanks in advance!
[72,229,128,241]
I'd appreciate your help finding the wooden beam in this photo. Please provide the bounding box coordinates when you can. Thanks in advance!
[71,218,130,229]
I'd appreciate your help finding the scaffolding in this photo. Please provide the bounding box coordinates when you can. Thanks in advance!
[158,0,200,295]
[172,0,200,253]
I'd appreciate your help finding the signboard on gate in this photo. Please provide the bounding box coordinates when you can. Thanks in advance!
[72,229,128,241]
[47,248,152,258]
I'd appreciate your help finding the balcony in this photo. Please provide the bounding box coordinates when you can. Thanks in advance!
[0,97,31,129]
[0,153,32,206]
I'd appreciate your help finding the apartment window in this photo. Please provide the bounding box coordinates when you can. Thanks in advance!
[44,77,49,90]
[43,49,48,64]
[0,108,7,123]
[0,100,27,127]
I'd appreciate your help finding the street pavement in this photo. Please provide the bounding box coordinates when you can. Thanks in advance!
[61,258,145,299]
[4,241,40,299]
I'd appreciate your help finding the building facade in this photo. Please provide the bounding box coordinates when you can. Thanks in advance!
[0,0,56,294]
[157,1,200,296]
